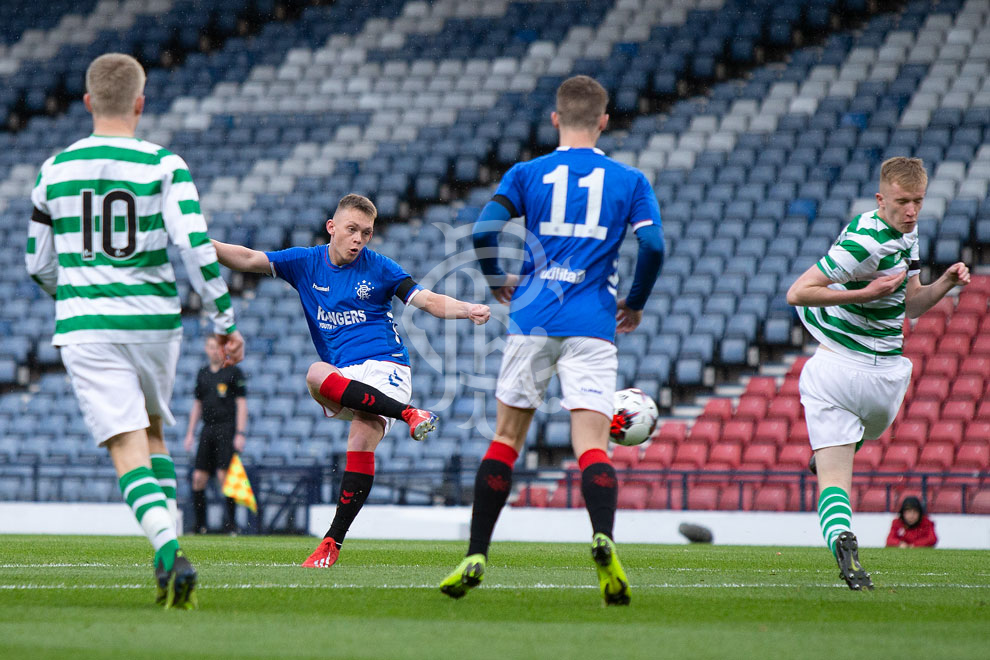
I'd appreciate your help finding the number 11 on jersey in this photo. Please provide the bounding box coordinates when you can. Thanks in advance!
[539,165,607,240]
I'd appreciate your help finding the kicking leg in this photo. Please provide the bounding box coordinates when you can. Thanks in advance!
[303,414,384,568]
[815,443,872,591]
[440,401,530,599]
[306,362,437,441]
[571,409,629,606]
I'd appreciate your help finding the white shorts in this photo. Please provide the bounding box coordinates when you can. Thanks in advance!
[799,347,912,451]
[61,341,181,446]
[323,360,413,435]
[495,335,617,418]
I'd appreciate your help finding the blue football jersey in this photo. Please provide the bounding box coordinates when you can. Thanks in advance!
[495,146,662,341]
[265,245,421,368]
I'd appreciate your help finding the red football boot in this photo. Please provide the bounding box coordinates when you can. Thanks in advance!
[301,538,340,568]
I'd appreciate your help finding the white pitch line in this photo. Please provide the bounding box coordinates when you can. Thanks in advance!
[2,582,989,590]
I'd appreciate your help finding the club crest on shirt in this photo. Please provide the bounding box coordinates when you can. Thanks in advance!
[355,279,374,300]
[216,382,228,397]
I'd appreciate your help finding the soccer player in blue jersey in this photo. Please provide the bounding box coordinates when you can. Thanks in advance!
[213,193,490,567]
[439,76,664,605]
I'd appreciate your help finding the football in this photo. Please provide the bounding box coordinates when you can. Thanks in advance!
[610,387,659,446]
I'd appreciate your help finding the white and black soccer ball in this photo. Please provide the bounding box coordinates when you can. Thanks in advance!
[610,387,659,446]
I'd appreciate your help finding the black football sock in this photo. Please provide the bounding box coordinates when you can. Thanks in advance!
[192,489,207,531]
[579,449,618,539]
[319,372,413,419]
[324,451,375,545]
[467,442,519,557]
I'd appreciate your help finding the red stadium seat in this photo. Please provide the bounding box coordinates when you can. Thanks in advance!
[718,483,754,510]
[922,354,955,378]
[512,486,550,507]
[617,484,649,510]
[858,487,893,512]
[905,400,940,425]
[734,395,768,421]
[610,444,641,468]
[942,400,976,422]
[875,427,894,447]
[955,442,989,470]
[689,419,721,445]
[929,421,964,447]
[779,376,801,397]
[930,489,963,514]
[883,443,919,471]
[928,297,955,318]
[647,484,683,510]
[723,420,755,444]
[916,442,955,471]
[954,292,988,316]
[908,354,926,377]
[981,315,990,334]
[949,375,985,401]
[853,443,884,471]
[904,334,937,356]
[642,440,675,467]
[548,484,584,508]
[707,442,742,469]
[912,315,945,335]
[754,419,789,446]
[790,418,809,445]
[959,356,990,377]
[739,443,776,470]
[945,312,980,337]
[766,395,803,424]
[777,443,812,470]
[913,376,950,401]
[744,376,778,398]
[969,491,990,515]
[966,275,990,295]
[977,401,990,422]
[687,485,720,510]
[753,485,790,511]
[700,398,733,422]
[787,357,809,377]
[972,334,990,355]
[892,420,928,446]
[671,442,708,470]
[963,421,990,445]
[939,334,972,357]
[655,421,687,443]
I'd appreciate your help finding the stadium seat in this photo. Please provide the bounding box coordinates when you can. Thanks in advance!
[753,485,790,511]
[686,484,720,510]
[744,376,778,398]
[858,487,893,513]
[722,420,755,445]
[689,420,721,445]
[766,396,803,424]
[963,421,990,445]
[777,443,811,470]
[642,440,675,468]
[700,398,733,423]
[617,484,650,510]
[942,400,976,422]
[883,443,919,472]
[930,489,963,514]
[706,442,742,470]
[853,443,884,471]
[893,420,928,447]
[929,421,965,447]
[611,445,641,469]
[671,442,708,470]
[739,444,776,471]
[734,396,768,421]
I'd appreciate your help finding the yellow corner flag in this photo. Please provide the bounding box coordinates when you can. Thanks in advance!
[222,453,257,512]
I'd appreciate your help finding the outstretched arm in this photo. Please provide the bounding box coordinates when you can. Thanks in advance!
[786,264,907,307]
[212,239,272,274]
[904,262,970,318]
[409,289,490,324]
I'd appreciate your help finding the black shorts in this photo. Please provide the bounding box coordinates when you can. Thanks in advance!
[194,424,236,474]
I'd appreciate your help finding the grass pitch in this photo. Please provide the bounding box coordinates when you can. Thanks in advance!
[1,535,988,660]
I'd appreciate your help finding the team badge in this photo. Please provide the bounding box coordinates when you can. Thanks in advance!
[355,279,374,300]
[217,382,228,397]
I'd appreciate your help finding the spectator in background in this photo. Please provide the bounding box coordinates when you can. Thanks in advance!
[886,496,937,547]
[184,335,248,534]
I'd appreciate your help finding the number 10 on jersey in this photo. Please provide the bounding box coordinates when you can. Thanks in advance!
[540,165,607,240]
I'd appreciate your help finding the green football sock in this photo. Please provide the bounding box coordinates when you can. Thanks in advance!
[119,466,180,571]
[150,454,179,527]
[818,486,853,557]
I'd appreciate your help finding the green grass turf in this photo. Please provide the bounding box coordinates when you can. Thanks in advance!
[1,535,988,660]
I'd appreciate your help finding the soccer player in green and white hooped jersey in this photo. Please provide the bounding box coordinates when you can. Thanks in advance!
[787,157,969,591]
[25,53,246,609]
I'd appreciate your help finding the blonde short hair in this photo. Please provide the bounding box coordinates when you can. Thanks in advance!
[880,157,928,191]
[85,53,146,117]
[336,193,377,220]
[556,75,609,130]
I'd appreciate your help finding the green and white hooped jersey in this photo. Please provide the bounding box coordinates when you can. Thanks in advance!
[26,135,236,345]
[797,208,921,365]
